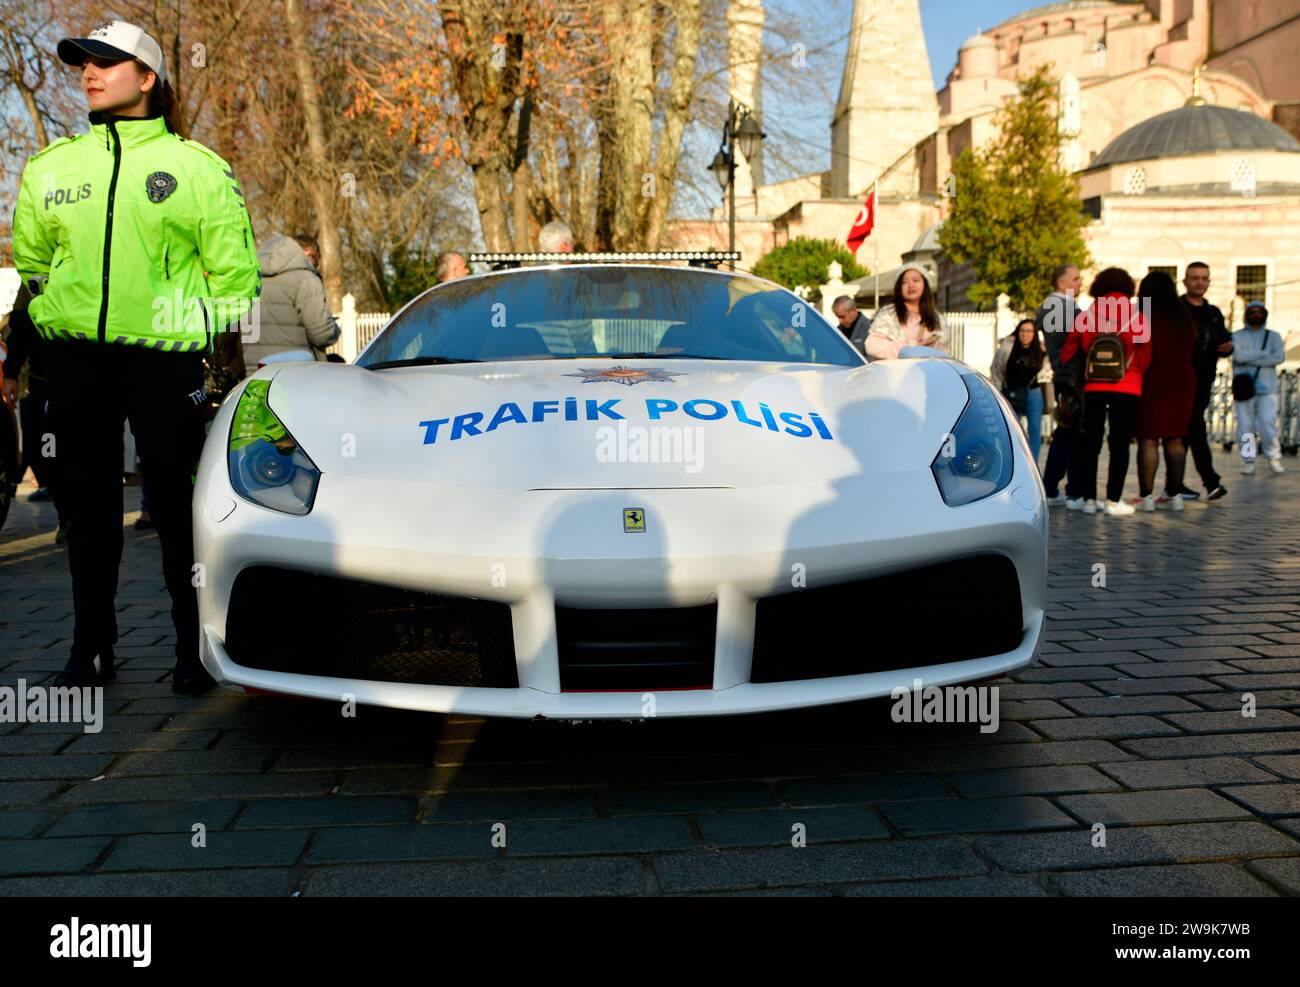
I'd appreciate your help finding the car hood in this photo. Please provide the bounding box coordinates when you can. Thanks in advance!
[259,358,970,490]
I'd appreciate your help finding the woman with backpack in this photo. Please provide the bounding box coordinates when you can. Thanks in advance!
[990,319,1050,468]
[1059,267,1151,516]
[11,21,260,693]
[1132,270,1197,511]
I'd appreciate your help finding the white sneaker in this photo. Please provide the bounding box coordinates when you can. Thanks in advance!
[1269,459,1285,475]
[1241,461,1255,474]
[1065,497,1085,511]
[1082,499,1098,515]
[1104,500,1135,516]
[1044,493,1067,506]
[1133,495,1155,512]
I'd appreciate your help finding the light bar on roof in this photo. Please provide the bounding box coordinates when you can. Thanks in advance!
[468,250,741,270]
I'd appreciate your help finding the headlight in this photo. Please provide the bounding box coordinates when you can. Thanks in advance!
[931,371,1014,506]
[228,379,320,515]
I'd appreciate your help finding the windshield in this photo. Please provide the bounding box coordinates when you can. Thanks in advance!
[358,266,862,369]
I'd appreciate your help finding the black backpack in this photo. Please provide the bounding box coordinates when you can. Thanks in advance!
[1084,332,1128,383]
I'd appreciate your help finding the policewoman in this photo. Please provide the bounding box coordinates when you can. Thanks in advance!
[12,21,260,693]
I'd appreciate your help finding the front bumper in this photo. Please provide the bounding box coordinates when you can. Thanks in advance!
[194,465,1047,718]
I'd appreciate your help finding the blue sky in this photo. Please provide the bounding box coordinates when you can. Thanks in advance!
[919,0,1044,88]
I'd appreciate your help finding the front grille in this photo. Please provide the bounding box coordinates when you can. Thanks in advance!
[750,554,1023,683]
[225,566,518,688]
[557,604,716,691]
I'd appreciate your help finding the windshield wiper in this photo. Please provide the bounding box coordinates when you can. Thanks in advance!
[364,356,485,370]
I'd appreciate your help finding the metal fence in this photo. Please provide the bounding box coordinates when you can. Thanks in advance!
[1208,365,1300,454]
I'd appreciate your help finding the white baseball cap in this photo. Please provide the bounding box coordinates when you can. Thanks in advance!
[57,21,166,83]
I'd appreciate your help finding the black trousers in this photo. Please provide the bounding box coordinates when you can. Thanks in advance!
[46,342,207,667]
[1185,383,1220,491]
[1082,391,1140,503]
[1041,427,1082,499]
[18,377,66,522]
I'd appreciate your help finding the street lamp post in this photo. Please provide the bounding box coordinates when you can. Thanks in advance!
[710,99,764,271]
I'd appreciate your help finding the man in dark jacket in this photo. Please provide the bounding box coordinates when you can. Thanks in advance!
[242,233,340,372]
[831,296,871,353]
[1,284,68,540]
[1036,263,1083,506]
[1178,261,1232,501]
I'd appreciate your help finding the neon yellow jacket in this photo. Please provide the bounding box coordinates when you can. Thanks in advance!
[12,112,260,352]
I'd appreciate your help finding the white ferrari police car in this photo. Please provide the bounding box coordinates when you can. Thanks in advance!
[193,252,1046,718]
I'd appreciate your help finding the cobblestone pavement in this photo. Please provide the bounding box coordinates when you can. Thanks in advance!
[2,453,1299,897]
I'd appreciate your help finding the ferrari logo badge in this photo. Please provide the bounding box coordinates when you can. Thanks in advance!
[146,171,178,203]
[623,508,646,533]
[565,366,684,387]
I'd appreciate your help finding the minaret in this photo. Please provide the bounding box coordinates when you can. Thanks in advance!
[830,0,938,198]
[727,0,765,204]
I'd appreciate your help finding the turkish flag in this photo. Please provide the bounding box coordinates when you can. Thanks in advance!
[846,185,876,253]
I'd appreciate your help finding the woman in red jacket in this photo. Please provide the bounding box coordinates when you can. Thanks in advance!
[1133,270,1197,511]
[1059,267,1151,516]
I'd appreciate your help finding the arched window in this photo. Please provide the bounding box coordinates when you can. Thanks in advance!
[1231,158,1256,195]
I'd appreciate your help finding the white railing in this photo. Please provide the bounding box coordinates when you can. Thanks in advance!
[325,294,391,362]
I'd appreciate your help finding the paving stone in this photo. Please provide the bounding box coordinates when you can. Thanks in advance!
[305,823,496,863]
[1029,715,1180,740]
[1046,863,1276,896]
[1122,732,1300,759]
[419,790,599,822]
[975,822,1300,872]
[607,782,778,815]
[1245,858,1300,895]
[101,830,309,871]
[302,857,647,896]
[696,806,889,847]
[0,809,55,838]
[47,800,242,837]
[106,749,275,777]
[1062,694,1199,715]
[881,796,1075,835]
[57,772,339,804]
[1056,789,1253,826]
[1252,755,1300,779]
[0,868,302,896]
[0,837,111,876]
[943,765,1122,797]
[842,876,1050,896]
[1099,757,1278,789]
[507,816,697,856]
[653,839,985,893]
[1161,709,1300,733]
[236,796,419,829]
[777,772,947,807]
[1219,784,1300,818]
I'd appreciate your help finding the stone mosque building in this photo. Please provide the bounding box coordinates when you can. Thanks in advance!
[671,0,1300,344]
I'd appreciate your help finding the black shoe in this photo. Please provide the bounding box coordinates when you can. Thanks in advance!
[53,652,116,688]
[133,515,154,531]
[28,487,52,502]
[1206,484,1228,501]
[1175,485,1200,500]
[54,522,69,545]
[172,664,217,695]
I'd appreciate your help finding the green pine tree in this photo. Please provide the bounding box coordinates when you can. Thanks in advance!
[939,64,1092,311]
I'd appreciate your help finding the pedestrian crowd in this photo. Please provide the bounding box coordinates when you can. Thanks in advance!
[1011,260,1283,515]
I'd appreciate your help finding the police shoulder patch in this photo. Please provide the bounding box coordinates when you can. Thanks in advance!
[146,171,178,203]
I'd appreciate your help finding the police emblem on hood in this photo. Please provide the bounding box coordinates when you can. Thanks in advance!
[146,171,177,203]
[564,366,684,386]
